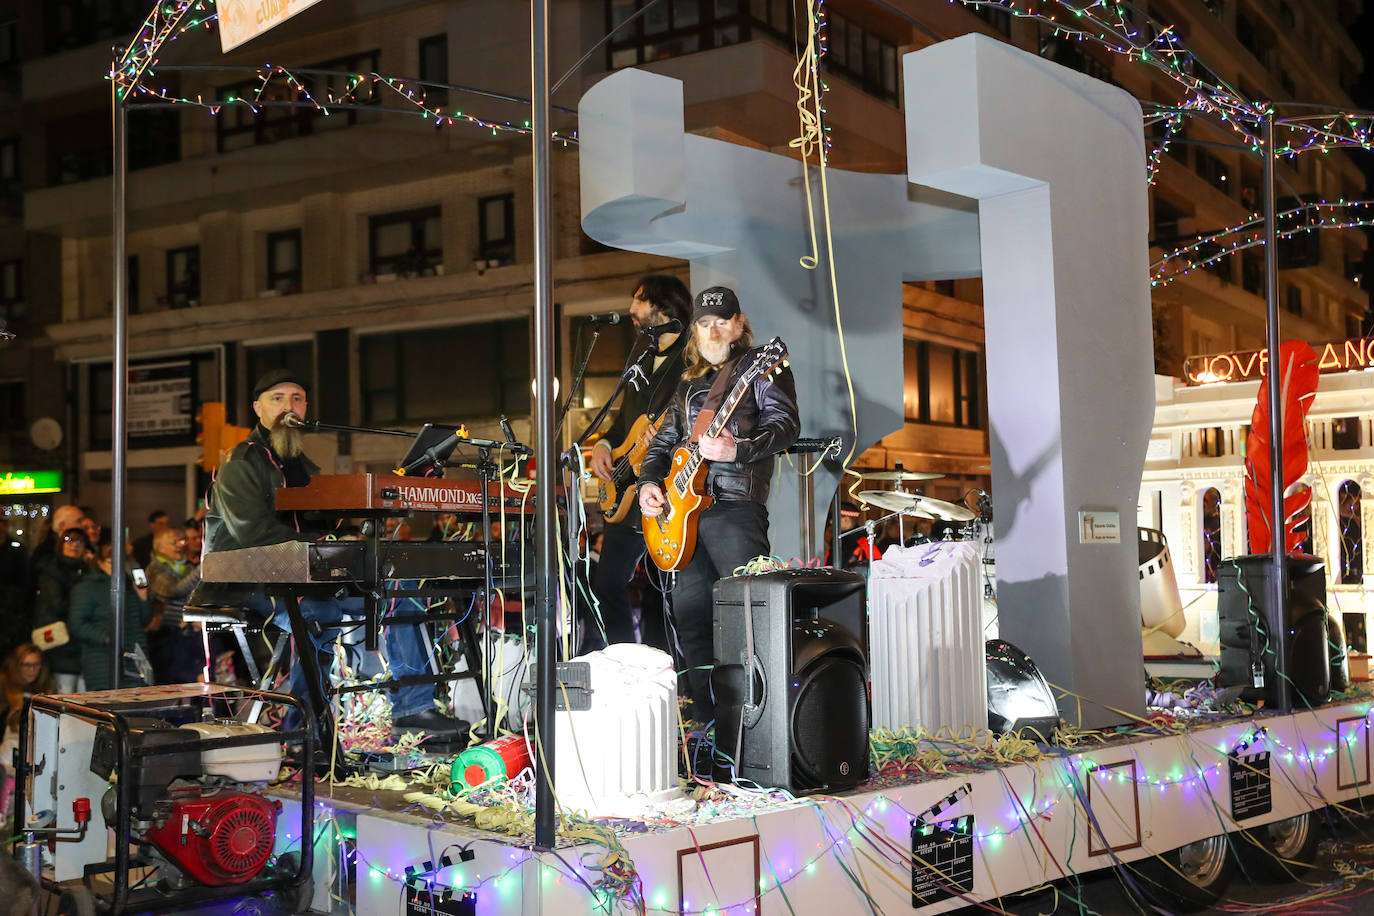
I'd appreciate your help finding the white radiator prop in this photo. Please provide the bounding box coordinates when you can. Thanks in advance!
[868,542,987,733]
[554,643,681,816]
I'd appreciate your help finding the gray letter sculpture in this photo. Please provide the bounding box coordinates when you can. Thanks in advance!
[580,33,1152,727]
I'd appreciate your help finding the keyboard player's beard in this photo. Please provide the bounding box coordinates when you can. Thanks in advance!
[269,421,305,459]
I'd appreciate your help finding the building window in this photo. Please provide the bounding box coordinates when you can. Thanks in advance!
[605,1,897,105]
[478,194,515,267]
[0,380,23,435]
[0,138,17,182]
[1293,482,1314,554]
[0,20,17,67]
[43,1,146,54]
[216,50,380,152]
[0,259,20,307]
[245,341,314,405]
[1339,480,1363,585]
[1200,487,1222,583]
[360,320,530,424]
[1333,417,1362,450]
[1152,197,1183,243]
[970,5,1011,35]
[266,229,302,295]
[902,339,982,429]
[418,34,448,108]
[1195,150,1230,194]
[1284,284,1302,316]
[129,109,181,171]
[1198,427,1225,457]
[166,246,200,309]
[1040,26,1114,84]
[370,206,442,278]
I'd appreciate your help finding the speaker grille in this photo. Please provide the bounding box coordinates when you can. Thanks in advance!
[791,655,869,790]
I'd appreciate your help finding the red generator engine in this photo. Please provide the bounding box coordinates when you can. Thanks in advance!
[141,787,280,885]
[91,718,286,889]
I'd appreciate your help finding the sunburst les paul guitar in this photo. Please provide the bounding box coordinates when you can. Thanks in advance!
[597,413,665,524]
[643,337,789,572]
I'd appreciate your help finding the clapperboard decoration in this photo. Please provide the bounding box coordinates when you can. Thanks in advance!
[910,783,975,908]
[403,857,477,916]
[1228,736,1273,821]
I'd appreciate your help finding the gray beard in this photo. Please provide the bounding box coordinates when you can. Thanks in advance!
[269,424,304,459]
[700,339,731,366]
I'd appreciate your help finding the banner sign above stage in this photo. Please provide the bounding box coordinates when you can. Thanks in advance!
[1184,336,1374,385]
[216,0,327,52]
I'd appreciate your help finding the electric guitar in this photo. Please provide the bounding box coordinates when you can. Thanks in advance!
[642,338,790,571]
[596,412,665,523]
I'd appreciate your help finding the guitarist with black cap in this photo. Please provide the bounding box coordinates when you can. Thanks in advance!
[586,275,692,650]
[637,286,799,724]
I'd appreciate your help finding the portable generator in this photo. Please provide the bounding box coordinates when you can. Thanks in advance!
[16,684,315,916]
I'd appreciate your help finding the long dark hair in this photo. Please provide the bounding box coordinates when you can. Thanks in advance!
[1,643,55,728]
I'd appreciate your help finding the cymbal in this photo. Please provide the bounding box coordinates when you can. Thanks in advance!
[913,495,976,522]
[855,490,936,517]
[858,468,943,482]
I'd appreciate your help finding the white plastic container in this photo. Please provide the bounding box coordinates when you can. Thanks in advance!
[868,542,987,733]
[553,644,680,816]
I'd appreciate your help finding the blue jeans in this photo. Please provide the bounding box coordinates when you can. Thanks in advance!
[247,588,434,720]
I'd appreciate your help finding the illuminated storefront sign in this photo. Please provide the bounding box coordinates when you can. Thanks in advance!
[1184,337,1374,385]
[0,470,62,496]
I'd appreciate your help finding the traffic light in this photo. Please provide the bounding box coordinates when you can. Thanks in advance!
[195,402,250,471]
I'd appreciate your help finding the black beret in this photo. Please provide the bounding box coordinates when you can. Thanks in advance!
[250,369,310,401]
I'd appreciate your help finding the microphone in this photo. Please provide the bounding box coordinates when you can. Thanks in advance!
[500,414,516,446]
[282,412,311,429]
[641,318,683,339]
[585,313,624,325]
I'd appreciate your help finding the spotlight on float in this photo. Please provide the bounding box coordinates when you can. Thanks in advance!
[985,639,1060,739]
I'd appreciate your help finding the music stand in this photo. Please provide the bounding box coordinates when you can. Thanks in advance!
[396,423,463,477]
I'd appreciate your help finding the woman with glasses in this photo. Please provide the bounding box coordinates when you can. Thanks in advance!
[30,527,90,692]
[69,543,152,691]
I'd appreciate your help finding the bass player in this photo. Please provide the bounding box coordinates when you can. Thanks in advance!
[637,286,799,724]
[588,275,692,650]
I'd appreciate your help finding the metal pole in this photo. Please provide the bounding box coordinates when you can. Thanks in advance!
[530,0,558,850]
[110,78,128,689]
[1261,110,1286,675]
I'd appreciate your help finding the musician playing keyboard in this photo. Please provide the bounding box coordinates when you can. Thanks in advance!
[636,287,799,725]
[201,369,466,741]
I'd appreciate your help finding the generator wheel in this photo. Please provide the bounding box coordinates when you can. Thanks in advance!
[1126,833,1234,912]
[1233,811,1322,881]
[55,885,96,916]
[272,851,315,914]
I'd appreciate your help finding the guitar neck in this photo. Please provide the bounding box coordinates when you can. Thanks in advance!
[679,367,758,483]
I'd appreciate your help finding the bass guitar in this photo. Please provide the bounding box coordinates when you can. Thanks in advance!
[596,412,665,523]
[643,338,789,571]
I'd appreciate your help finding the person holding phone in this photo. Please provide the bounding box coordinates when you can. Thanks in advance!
[69,542,152,691]
[146,528,203,684]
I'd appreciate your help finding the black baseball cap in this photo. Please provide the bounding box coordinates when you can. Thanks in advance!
[692,286,740,323]
[251,369,310,402]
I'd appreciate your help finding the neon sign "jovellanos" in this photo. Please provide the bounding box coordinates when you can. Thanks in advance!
[1184,337,1374,386]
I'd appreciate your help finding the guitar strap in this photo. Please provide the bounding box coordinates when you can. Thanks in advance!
[690,350,748,443]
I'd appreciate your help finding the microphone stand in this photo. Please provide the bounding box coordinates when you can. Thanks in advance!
[290,418,414,438]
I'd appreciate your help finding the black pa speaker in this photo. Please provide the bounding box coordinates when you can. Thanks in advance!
[1217,554,1330,710]
[711,568,869,794]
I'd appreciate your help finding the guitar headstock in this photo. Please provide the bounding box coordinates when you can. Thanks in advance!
[745,337,790,381]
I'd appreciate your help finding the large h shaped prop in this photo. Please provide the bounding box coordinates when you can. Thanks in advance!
[579,34,1153,727]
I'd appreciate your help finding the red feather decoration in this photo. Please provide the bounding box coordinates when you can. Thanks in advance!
[1244,341,1319,554]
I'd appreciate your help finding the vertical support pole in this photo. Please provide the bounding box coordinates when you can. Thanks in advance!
[1262,110,1287,657]
[530,0,558,851]
[110,78,128,689]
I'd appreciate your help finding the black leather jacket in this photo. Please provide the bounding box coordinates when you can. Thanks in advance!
[204,424,321,553]
[638,343,799,504]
